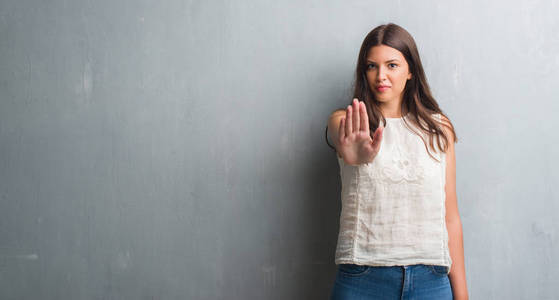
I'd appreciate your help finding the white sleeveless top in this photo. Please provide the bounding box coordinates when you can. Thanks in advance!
[334,113,452,274]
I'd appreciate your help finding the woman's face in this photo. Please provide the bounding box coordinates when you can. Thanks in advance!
[365,45,412,108]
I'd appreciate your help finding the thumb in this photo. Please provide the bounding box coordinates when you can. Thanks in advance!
[371,125,384,149]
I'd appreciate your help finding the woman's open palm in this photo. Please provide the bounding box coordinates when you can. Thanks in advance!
[338,99,384,166]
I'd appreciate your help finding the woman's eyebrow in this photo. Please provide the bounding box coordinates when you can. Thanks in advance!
[367,59,400,63]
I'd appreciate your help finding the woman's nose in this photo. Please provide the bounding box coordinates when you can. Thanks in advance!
[376,66,387,80]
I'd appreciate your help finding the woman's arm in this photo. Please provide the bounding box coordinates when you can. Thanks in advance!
[441,116,469,300]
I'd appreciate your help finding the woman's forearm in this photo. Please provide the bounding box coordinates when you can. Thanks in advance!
[447,219,469,300]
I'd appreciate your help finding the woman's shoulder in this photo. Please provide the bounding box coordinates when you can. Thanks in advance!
[427,112,452,126]
[429,112,443,120]
[327,108,347,132]
[327,108,347,159]
[329,108,346,119]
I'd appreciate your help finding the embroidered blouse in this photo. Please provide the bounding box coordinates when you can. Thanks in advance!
[334,113,452,274]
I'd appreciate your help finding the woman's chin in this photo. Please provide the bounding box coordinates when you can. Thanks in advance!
[375,95,390,102]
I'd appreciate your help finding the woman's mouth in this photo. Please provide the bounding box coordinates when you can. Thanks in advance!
[376,86,390,92]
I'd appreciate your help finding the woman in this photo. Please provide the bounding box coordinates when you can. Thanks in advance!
[325,23,469,299]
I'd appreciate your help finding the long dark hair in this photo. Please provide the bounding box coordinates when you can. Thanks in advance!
[325,23,458,161]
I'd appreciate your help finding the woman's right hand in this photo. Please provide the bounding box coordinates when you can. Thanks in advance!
[337,98,384,166]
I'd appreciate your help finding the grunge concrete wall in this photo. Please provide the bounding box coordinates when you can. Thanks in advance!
[1,0,557,299]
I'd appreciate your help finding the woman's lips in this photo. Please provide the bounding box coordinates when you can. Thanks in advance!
[376,86,390,92]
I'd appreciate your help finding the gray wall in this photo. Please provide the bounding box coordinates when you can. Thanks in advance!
[1,0,558,299]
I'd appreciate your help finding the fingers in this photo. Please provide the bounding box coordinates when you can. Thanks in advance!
[371,125,384,150]
[338,116,345,143]
[352,99,360,132]
[345,99,369,136]
[359,101,369,134]
[345,105,352,137]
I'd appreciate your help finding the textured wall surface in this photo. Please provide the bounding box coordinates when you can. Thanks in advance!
[1,0,558,299]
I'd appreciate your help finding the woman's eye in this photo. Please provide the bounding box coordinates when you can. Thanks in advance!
[366,63,397,69]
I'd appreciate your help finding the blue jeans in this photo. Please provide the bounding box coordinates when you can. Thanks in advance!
[330,263,453,300]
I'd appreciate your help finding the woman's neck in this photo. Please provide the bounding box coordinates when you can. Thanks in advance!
[380,101,404,118]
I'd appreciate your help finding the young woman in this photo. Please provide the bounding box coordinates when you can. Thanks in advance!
[325,23,469,299]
